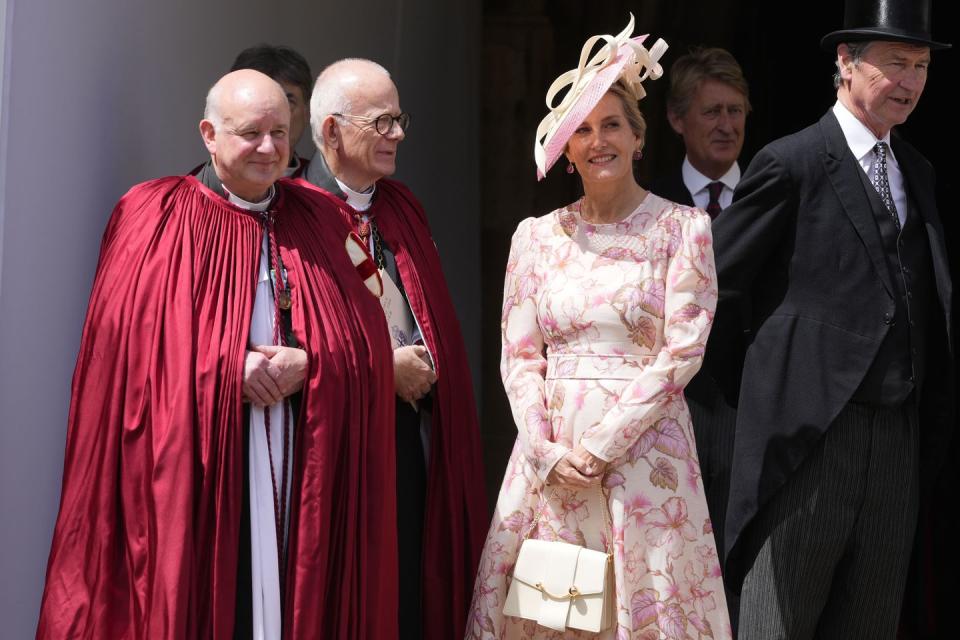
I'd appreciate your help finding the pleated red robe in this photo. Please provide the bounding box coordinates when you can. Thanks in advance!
[300,176,489,639]
[37,175,398,639]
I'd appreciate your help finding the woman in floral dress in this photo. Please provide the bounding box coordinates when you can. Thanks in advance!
[467,17,732,640]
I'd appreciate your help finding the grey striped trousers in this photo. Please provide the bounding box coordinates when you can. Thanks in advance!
[738,401,919,639]
[688,379,740,626]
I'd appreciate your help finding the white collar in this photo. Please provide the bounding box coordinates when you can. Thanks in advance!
[224,185,274,212]
[681,157,740,195]
[336,178,376,212]
[832,100,892,163]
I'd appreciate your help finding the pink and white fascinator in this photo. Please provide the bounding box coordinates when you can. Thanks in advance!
[534,14,668,180]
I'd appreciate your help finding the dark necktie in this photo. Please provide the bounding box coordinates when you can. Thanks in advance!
[705,181,723,220]
[872,142,901,230]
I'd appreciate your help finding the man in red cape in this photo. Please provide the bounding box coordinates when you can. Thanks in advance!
[37,70,398,639]
[305,59,488,639]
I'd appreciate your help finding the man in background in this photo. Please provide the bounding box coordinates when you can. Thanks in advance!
[230,43,313,177]
[651,47,750,214]
[650,46,751,575]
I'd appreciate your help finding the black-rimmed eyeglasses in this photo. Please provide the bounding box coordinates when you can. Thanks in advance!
[333,112,411,136]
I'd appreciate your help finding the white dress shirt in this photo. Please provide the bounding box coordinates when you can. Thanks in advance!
[832,100,908,227]
[682,157,741,212]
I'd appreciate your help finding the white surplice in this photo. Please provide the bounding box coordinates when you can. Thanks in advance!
[226,186,293,640]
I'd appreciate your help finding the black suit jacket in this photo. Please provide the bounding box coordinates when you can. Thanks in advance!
[708,110,954,590]
[648,165,695,207]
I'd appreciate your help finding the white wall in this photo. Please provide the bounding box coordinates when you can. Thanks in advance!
[0,1,480,635]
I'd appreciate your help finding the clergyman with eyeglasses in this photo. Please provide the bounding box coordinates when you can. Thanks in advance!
[303,58,487,639]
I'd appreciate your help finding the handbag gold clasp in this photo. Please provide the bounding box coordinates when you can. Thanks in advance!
[534,582,581,600]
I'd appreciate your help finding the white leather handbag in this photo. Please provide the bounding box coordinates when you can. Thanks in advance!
[503,487,615,633]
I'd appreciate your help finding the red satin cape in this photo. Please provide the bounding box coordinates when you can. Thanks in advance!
[301,177,489,639]
[37,176,398,639]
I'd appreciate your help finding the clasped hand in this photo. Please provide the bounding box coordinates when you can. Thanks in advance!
[394,344,437,403]
[546,444,608,487]
[242,344,307,407]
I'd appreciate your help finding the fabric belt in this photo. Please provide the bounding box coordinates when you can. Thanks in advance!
[546,353,656,380]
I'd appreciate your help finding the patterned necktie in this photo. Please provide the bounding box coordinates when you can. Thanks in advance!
[705,181,723,220]
[872,142,901,230]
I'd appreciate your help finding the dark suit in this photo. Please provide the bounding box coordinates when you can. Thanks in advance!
[648,166,694,207]
[709,110,953,636]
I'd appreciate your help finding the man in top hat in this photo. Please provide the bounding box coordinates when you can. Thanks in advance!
[706,0,953,636]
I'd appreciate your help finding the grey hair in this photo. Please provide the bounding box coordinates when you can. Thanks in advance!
[310,58,391,149]
[833,41,874,89]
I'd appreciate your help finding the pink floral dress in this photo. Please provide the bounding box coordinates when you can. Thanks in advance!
[467,194,732,639]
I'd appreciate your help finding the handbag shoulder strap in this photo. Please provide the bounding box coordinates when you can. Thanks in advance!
[522,483,614,554]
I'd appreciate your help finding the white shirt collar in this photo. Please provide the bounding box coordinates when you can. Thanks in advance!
[224,185,274,212]
[336,178,376,212]
[833,100,907,227]
[681,156,741,196]
[832,100,892,163]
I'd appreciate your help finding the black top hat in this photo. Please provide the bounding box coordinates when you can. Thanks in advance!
[821,0,951,51]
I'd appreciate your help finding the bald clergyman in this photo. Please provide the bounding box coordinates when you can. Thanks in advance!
[37,70,400,639]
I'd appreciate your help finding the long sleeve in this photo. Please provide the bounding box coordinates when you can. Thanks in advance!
[500,218,569,482]
[579,210,717,462]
